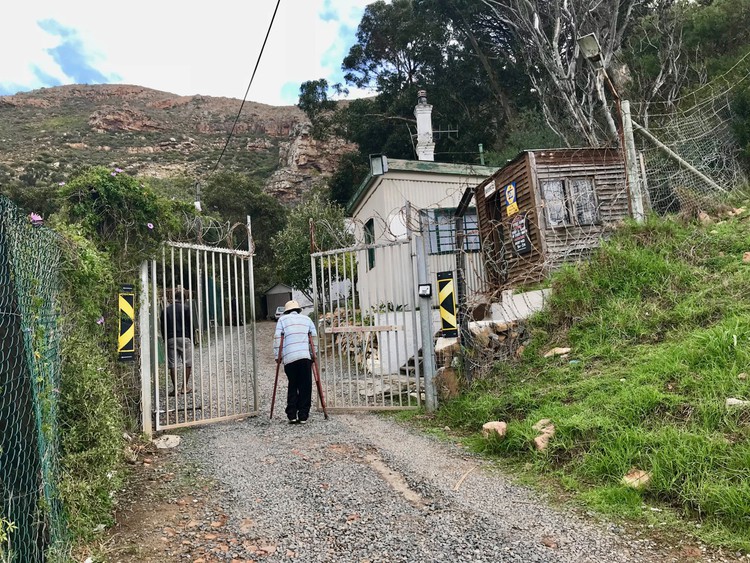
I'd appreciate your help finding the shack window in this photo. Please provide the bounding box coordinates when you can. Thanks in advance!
[364,218,375,270]
[421,208,481,254]
[540,177,599,228]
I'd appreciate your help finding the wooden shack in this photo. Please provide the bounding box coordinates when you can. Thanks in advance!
[474,148,633,291]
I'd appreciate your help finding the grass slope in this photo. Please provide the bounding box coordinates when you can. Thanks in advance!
[436,210,750,551]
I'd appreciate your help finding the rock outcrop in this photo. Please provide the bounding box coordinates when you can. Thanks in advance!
[0,84,356,205]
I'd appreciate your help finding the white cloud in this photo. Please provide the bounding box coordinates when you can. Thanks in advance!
[0,0,374,105]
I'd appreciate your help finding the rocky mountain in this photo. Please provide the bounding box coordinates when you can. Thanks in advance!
[0,84,356,205]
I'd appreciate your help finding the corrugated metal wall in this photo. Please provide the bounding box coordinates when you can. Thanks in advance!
[477,148,631,293]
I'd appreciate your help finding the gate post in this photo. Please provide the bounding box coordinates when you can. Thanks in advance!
[139,260,153,438]
[415,228,438,412]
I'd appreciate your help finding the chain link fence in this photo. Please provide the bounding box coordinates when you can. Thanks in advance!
[0,195,66,562]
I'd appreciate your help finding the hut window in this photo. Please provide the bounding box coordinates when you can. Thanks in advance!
[421,208,481,254]
[364,218,375,270]
[541,177,599,228]
[569,178,599,225]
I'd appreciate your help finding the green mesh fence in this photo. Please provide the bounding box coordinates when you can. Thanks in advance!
[0,195,66,562]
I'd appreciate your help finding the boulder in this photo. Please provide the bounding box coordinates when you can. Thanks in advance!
[434,367,460,401]
[621,468,651,489]
[482,421,507,439]
[153,434,182,449]
[532,418,555,451]
[543,347,571,358]
[726,397,750,408]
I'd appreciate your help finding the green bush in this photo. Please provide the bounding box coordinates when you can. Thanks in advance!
[47,167,196,544]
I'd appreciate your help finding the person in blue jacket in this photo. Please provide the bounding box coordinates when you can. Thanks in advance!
[273,300,317,424]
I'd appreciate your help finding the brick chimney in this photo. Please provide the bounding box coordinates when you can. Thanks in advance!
[414,89,435,161]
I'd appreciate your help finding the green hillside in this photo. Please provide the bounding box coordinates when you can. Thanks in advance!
[434,208,750,551]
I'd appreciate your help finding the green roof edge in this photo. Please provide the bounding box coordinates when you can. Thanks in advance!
[345,158,498,215]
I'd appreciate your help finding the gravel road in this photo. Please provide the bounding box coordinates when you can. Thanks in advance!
[175,320,670,563]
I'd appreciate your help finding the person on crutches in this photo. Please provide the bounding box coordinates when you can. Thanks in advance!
[273,300,317,424]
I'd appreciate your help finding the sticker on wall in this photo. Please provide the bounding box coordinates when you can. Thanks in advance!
[118,284,135,361]
[437,271,458,338]
[505,181,519,216]
[510,212,532,256]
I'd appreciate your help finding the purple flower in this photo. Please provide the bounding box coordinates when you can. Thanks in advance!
[58,181,65,186]
[147,222,154,230]
[96,317,104,325]
[111,172,116,176]
[29,212,43,226]
[115,167,123,173]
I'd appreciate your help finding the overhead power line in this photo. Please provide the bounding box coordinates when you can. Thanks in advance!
[211,0,282,174]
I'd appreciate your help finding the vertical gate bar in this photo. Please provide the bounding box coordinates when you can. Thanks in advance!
[231,253,238,413]
[310,254,323,404]
[240,254,250,412]
[195,248,205,420]
[398,241,414,406]
[364,247,372,407]
[159,247,167,427]
[360,249,374,407]
[232,254,242,413]
[332,253,346,410]
[349,250,361,404]
[408,237,423,406]
[374,245,386,407]
[166,246,175,423]
[151,258,159,430]
[211,251,220,419]
[204,250,214,418]
[328,255,342,409]
[318,254,333,407]
[140,261,153,437]
[324,255,336,408]
[225,253,235,415]
[387,244,401,407]
[178,247,188,422]
[387,244,399,406]
[166,246,174,423]
[186,248,196,422]
[317,254,329,407]
[341,252,353,408]
[219,252,228,417]
[247,215,258,413]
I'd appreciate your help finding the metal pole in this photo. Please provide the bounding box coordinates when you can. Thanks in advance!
[455,215,473,384]
[139,261,153,438]
[621,100,646,222]
[247,215,258,412]
[415,219,437,412]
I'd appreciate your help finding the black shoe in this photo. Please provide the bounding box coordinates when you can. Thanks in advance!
[299,419,307,424]
[288,418,300,424]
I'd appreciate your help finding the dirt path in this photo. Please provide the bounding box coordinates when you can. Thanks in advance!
[100,321,742,563]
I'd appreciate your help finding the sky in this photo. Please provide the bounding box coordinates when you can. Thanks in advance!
[0,0,375,106]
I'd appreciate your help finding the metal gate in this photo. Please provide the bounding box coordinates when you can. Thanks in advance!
[140,240,258,434]
[311,238,424,411]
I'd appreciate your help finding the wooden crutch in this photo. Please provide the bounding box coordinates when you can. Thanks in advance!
[309,332,329,419]
[269,333,284,419]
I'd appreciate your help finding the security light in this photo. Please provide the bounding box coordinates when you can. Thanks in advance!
[370,154,389,176]
[577,33,603,67]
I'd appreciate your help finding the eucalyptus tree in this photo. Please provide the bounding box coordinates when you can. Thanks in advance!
[481,0,658,146]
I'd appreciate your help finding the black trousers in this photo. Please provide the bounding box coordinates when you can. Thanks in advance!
[284,358,312,421]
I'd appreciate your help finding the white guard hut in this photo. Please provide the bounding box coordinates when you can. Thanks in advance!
[347,156,497,311]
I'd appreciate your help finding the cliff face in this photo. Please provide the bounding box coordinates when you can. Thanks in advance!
[0,84,356,205]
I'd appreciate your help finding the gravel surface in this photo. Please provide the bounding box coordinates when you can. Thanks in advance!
[176,321,670,562]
